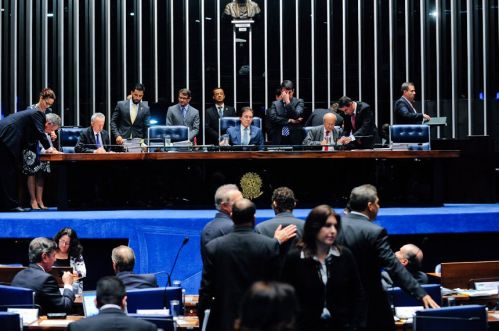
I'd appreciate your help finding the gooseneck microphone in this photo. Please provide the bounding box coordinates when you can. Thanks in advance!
[167,236,190,286]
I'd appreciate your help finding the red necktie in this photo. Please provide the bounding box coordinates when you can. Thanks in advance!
[351,113,356,130]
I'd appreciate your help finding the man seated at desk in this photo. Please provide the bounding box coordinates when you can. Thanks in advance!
[302,113,338,150]
[68,276,156,331]
[75,112,111,153]
[11,237,75,314]
[222,106,264,150]
[382,244,428,289]
[112,245,158,289]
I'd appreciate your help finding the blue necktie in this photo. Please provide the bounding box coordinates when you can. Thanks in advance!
[242,128,250,145]
[95,134,102,148]
[182,107,187,119]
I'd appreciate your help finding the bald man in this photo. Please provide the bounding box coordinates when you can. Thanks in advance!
[381,243,428,289]
[303,113,339,147]
[112,245,158,289]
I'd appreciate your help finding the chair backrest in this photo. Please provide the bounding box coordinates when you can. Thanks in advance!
[148,126,189,143]
[0,284,35,306]
[0,312,22,331]
[219,117,262,137]
[126,287,182,314]
[128,315,175,331]
[387,284,442,307]
[390,124,430,150]
[58,127,85,153]
[414,304,487,331]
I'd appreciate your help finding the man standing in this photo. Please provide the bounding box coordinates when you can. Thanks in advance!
[382,244,429,289]
[111,83,151,145]
[200,184,243,263]
[68,276,156,331]
[166,88,200,142]
[336,184,439,331]
[198,199,296,331]
[75,113,111,153]
[337,96,377,149]
[12,237,75,314]
[225,107,264,150]
[268,80,304,145]
[304,102,344,127]
[394,82,431,124]
[112,245,158,289]
[303,113,339,148]
[205,87,237,145]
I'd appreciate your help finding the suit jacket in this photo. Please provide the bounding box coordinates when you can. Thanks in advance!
[198,226,280,331]
[226,124,264,150]
[11,264,74,314]
[200,212,234,264]
[282,246,367,331]
[255,212,304,255]
[342,101,377,149]
[268,97,305,145]
[0,109,50,160]
[166,104,200,141]
[304,108,344,127]
[204,104,237,144]
[68,307,156,331]
[110,100,151,140]
[336,213,427,331]
[394,97,424,124]
[302,125,339,146]
[115,271,158,290]
[74,127,111,153]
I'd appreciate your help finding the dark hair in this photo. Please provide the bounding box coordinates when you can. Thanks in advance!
[348,184,378,212]
[96,276,126,308]
[231,199,256,225]
[274,88,282,98]
[178,88,191,98]
[53,227,83,258]
[298,205,341,255]
[337,96,353,108]
[236,281,298,331]
[28,237,57,263]
[401,82,414,93]
[39,88,56,100]
[212,87,224,95]
[238,106,253,117]
[131,83,145,92]
[271,187,296,213]
[280,80,294,90]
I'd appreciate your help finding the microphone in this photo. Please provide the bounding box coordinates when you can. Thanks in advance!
[167,236,190,286]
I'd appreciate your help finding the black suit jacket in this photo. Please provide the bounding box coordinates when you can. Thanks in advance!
[198,226,280,331]
[68,307,157,331]
[268,97,305,145]
[110,100,151,141]
[394,97,424,124]
[342,101,377,149]
[304,108,344,127]
[115,271,158,290]
[200,212,234,264]
[11,264,74,314]
[255,212,304,255]
[336,213,427,331]
[75,127,111,153]
[204,104,237,144]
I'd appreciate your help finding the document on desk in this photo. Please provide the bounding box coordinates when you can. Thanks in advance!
[455,288,498,297]
[395,306,424,319]
[39,319,75,326]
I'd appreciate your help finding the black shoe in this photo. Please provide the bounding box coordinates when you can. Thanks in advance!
[9,207,31,212]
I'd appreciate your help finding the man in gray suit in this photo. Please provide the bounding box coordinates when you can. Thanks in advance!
[302,113,339,149]
[166,88,200,142]
[111,83,151,145]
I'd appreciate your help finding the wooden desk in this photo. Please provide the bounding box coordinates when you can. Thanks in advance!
[441,261,499,289]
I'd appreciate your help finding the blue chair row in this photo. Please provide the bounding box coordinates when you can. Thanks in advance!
[390,124,431,150]
[414,304,487,331]
[148,126,190,144]
[126,287,182,314]
[387,284,442,307]
[58,126,85,153]
[0,284,34,306]
[218,117,262,139]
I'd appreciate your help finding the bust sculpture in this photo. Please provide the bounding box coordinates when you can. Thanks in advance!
[224,0,261,19]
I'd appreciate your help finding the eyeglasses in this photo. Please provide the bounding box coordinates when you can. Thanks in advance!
[59,240,70,246]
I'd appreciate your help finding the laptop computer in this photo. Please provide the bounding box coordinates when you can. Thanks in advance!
[82,291,99,317]
[426,116,447,126]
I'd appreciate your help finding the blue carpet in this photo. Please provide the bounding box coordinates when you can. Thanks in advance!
[1,204,498,293]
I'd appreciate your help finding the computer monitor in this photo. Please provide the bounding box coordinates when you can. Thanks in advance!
[82,291,99,317]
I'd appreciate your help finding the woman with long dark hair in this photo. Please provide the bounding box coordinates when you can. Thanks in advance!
[53,227,86,277]
[282,205,366,331]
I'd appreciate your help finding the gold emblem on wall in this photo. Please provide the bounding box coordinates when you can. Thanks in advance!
[240,172,263,200]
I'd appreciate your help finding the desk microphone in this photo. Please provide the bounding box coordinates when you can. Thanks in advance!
[167,236,190,286]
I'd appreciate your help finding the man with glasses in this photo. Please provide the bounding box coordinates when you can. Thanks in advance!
[166,88,200,142]
[224,107,264,150]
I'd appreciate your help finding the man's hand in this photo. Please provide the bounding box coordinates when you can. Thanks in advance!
[423,114,431,121]
[421,294,440,308]
[116,136,124,145]
[62,271,74,286]
[94,147,107,154]
[50,131,57,141]
[337,136,352,145]
[281,90,291,104]
[273,224,297,244]
[46,147,62,154]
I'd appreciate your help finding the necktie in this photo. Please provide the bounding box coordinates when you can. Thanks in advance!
[130,103,138,124]
[95,134,102,148]
[218,107,223,118]
[324,131,330,151]
[351,113,356,130]
[182,107,187,119]
[242,127,250,145]
[282,126,290,136]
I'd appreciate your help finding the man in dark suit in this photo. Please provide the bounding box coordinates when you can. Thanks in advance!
[200,184,243,264]
[394,82,431,124]
[204,87,237,145]
[337,96,378,149]
[302,113,339,149]
[382,243,429,289]
[112,245,158,289]
[110,83,151,145]
[225,107,264,150]
[304,103,344,127]
[12,237,75,314]
[75,113,111,153]
[166,88,200,142]
[336,184,439,331]
[0,89,58,211]
[68,276,156,331]
[267,80,304,145]
[198,198,297,331]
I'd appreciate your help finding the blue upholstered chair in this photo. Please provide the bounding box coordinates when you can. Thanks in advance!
[128,315,175,331]
[126,287,182,314]
[148,125,189,145]
[58,127,85,153]
[414,304,487,331]
[218,117,262,138]
[0,284,35,306]
[0,312,22,331]
[390,124,431,150]
[387,284,442,307]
